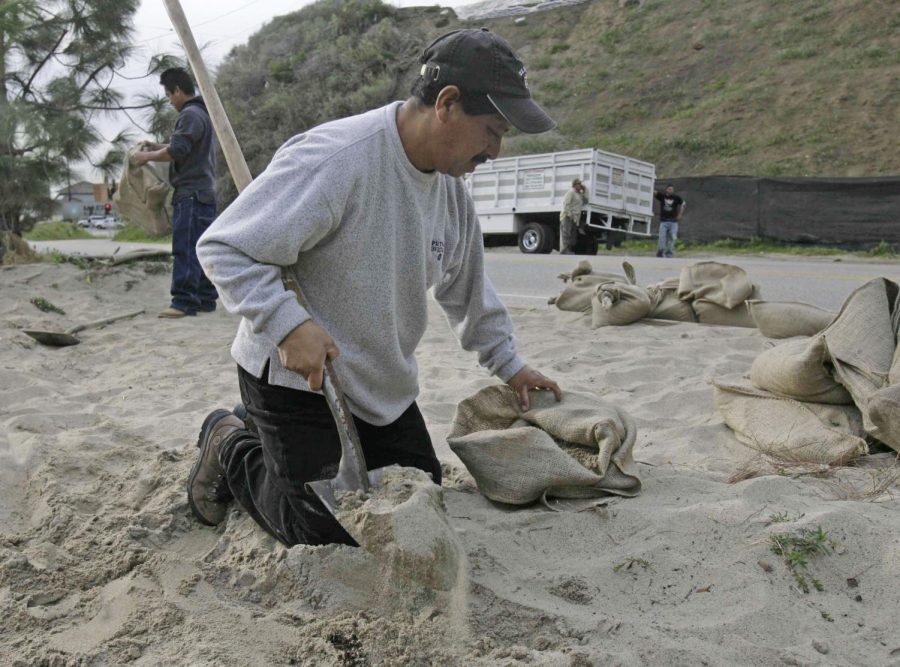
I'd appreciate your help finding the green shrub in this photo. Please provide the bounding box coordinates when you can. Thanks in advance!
[24,221,93,241]
[867,240,897,257]
[113,225,172,244]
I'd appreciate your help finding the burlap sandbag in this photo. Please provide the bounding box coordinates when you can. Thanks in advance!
[552,262,636,312]
[557,260,595,283]
[646,277,696,322]
[692,290,758,328]
[750,336,853,404]
[820,278,897,443]
[868,384,900,453]
[677,261,754,309]
[747,300,835,338]
[114,145,173,236]
[447,385,641,505]
[591,282,652,327]
[711,378,867,465]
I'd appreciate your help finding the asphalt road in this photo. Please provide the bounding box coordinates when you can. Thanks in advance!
[485,249,900,312]
[26,239,900,313]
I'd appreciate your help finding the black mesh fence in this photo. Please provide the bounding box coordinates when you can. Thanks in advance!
[657,176,900,244]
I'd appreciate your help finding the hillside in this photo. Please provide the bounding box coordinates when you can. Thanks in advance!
[214,0,899,200]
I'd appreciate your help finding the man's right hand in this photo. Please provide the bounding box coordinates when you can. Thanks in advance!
[277,320,340,391]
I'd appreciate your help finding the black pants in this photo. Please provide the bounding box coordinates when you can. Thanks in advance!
[219,364,442,547]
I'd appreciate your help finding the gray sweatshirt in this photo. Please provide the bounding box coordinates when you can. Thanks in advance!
[197,102,524,426]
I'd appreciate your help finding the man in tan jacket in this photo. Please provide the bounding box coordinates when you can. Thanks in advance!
[559,178,587,254]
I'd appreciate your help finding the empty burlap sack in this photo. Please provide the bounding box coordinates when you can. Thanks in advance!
[821,278,899,448]
[447,385,640,505]
[747,300,835,338]
[647,277,696,322]
[591,282,652,327]
[711,378,867,465]
[750,336,853,404]
[677,261,754,309]
[114,144,173,236]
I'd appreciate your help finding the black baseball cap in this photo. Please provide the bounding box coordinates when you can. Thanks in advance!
[418,28,556,134]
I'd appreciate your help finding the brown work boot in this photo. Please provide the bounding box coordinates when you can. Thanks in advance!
[187,409,244,526]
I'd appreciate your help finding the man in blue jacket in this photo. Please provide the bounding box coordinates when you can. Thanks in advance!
[134,67,218,317]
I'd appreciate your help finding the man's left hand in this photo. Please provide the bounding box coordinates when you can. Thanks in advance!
[507,365,562,411]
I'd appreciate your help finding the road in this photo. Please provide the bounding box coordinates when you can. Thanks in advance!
[26,238,900,312]
[485,249,900,312]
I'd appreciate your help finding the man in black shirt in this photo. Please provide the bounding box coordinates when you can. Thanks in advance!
[654,185,685,258]
[134,68,218,317]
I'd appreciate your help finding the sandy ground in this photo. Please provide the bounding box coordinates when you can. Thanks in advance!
[2,258,900,666]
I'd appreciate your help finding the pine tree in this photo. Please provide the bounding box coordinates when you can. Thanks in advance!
[0,0,169,246]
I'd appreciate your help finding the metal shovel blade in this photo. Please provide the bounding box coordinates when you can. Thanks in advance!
[303,359,375,519]
[24,309,144,347]
[23,330,81,347]
[307,467,386,518]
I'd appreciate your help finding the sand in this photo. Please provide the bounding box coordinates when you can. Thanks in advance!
[2,258,900,666]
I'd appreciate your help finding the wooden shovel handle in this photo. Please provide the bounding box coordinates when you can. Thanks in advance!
[67,309,145,335]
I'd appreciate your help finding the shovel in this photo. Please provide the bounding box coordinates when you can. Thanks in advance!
[24,309,145,347]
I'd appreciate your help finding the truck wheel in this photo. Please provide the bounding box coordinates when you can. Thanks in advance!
[539,223,556,253]
[519,222,549,254]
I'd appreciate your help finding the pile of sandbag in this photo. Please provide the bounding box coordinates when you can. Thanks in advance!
[447,385,641,508]
[713,278,900,465]
[551,259,837,337]
[114,144,173,236]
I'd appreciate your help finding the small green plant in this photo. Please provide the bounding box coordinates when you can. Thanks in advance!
[540,80,566,93]
[549,43,570,54]
[768,525,834,593]
[768,511,791,524]
[601,28,623,49]
[777,47,818,62]
[30,297,65,315]
[43,250,96,270]
[613,557,650,572]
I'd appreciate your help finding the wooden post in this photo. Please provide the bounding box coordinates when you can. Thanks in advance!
[161,0,253,193]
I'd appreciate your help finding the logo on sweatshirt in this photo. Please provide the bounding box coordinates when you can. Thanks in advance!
[431,239,444,261]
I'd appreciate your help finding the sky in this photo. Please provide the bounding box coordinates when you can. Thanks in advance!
[87,0,480,179]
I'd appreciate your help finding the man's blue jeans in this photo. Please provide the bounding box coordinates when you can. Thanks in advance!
[658,220,679,256]
[170,194,218,315]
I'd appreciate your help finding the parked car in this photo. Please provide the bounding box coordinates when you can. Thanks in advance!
[76,218,91,228]
[92,216,123,230]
